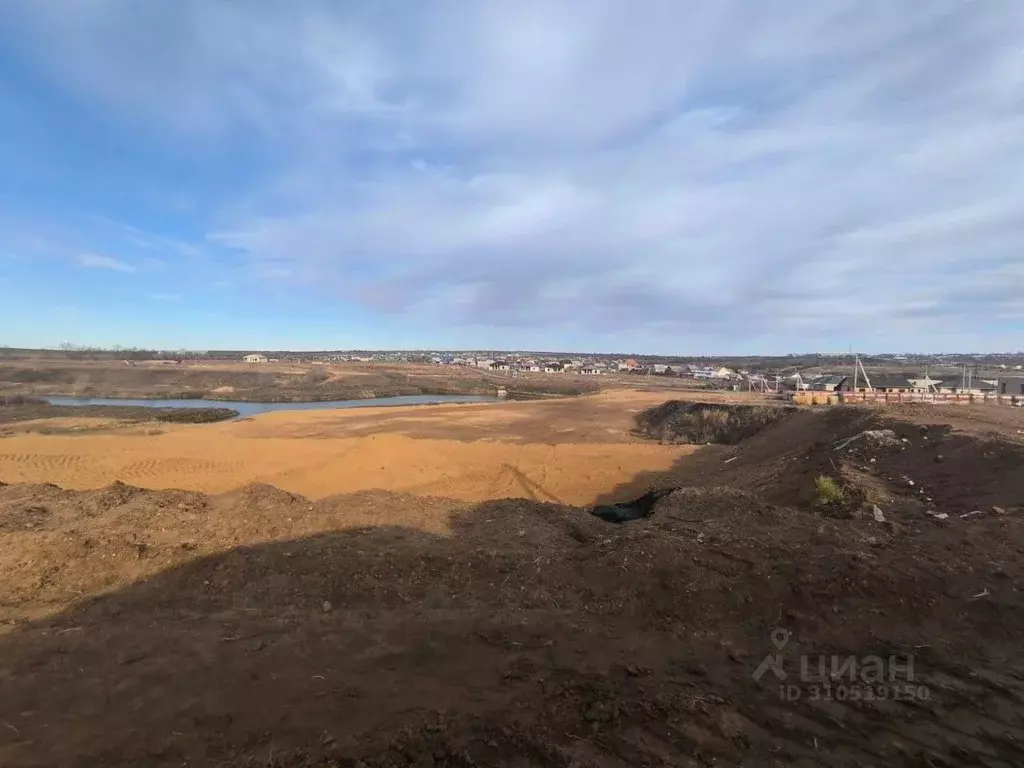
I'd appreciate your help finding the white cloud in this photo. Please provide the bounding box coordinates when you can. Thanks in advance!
[3,1,1024,350]
[76,253,136,272]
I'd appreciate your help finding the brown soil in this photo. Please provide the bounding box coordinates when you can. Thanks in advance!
[0,361,600,402]
[2,399,1024,766]
[634,401,795,445]
[0,402,237,429]
[652,404,1024,517]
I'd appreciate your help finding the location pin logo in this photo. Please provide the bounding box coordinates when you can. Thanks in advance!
[771,628,790,650]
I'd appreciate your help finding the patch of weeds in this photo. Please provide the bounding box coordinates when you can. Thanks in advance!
[814,475,846,506]
[813,475,861,518]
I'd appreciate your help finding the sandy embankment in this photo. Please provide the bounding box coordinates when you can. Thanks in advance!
[0,391,689,504]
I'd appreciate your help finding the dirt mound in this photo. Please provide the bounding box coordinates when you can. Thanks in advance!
[3,479,1024,766]
[0,402,238,426]
[635,400,794,444]
[653,404,1024,525]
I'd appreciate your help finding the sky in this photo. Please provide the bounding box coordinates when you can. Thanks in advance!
[0,1,1022,355]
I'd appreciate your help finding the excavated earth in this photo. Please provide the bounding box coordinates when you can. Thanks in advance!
[2,402,1024,767]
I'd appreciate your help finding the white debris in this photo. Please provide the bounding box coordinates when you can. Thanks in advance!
[960,510,986,519]
[971,587,990,600]
[834,429,899,452]
[926,510,949,520]
[872,505,885,522]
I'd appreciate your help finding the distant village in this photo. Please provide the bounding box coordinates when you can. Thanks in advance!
[240,351,747,381]
[237,351,1024,397]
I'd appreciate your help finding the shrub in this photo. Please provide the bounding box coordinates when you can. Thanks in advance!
[814,475,847,508]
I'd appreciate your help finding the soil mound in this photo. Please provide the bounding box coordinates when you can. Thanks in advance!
[674,405,1024,521]
[3,478,1024,766]
[635,400,794,444]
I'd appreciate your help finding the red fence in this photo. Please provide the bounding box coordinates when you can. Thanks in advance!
[838,391,1022,406]
[792,390,1022,407]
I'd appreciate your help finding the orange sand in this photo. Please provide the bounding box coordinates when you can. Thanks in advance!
[0,391,689,504]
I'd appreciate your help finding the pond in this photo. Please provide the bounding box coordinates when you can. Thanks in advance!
[44,394,500,419]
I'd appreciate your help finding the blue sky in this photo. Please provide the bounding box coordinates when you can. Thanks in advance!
[1,1,1022,354]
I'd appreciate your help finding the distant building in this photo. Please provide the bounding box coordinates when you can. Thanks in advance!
[808,374,847,392]
[936,379,997,395]
[618,358,640,371]
[578,365,604,375]
[543,363,564,373]
[997,376,1024,396]
[243,353,268,364]
[842,375,916,393]
[489,360,511,371]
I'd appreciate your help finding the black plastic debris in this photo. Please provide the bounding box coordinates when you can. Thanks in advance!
[589,487,679,524]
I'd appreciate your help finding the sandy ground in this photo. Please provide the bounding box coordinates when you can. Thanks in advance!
[0,390,691,504]
[4,402,1024,766]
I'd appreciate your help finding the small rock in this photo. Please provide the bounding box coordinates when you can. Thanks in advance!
[993,506,1007,515]
[872,505,885,522]
[901,438,910,444]
[935,455,945,463]
[907,479,915,487]
[321,600,332,613]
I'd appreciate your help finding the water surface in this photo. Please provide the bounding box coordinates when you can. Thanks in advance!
[45,394,498,419]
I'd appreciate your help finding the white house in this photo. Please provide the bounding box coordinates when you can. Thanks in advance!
[243,353,268,364]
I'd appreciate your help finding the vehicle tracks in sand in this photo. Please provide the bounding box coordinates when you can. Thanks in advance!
[0,452,89,473]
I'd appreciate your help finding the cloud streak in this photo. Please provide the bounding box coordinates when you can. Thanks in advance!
[76,253,136,273]
[3,1,1024,351]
